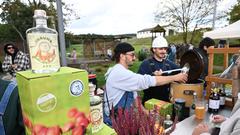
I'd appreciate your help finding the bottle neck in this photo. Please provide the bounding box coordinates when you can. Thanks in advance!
[35,18,47,27]
[89,91,95,96]
[89,83,96,97]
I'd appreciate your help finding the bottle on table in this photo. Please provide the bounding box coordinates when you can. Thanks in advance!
[89,83,104,133]
[163,114,173,129]
[190,92,198,116]
[208,88,220,113]
[26,9,60,74]
[219,85,226,109]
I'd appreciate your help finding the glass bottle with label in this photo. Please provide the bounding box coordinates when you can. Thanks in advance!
[26,9,60,73]
[219,85,226,109]
[89,83,103,133]
[208,88,220,113]
[190,92,198,116]
[163,114,173,129]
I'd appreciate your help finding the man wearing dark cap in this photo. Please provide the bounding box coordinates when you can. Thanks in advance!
[103,42,188,126]
[2,43,30,78]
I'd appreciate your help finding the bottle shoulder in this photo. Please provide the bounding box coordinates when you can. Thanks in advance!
[90,95,102,105]
[26,27,57,34]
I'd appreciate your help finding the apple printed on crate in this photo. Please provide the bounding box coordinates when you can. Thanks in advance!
[23,107,90,135]
[61,122,75,133]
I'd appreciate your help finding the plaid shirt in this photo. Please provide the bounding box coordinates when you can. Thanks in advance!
[2,51,30,77]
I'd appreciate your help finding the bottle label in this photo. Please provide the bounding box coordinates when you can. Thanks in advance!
[209,99,220,109]
[36,19,47,26]
[220,96,225,105]
[90,102,103,133]
[27,33,60,71]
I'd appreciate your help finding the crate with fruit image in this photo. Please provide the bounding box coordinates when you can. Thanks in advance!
[16,67,91,135]
[23,108,89,135]
[144,98,173,117]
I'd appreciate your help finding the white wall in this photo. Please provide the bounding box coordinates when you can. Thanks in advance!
[137,28,174,38]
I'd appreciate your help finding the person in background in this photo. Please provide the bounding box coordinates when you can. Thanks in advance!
[0,79,26,135]
[103,42,188,126]
[107,47,112,59]
[167,43,177,63]
[71,48,77,64]
[218,40,227,48]
[195,37,215,83]
[138,36,179,103]
[2,43,30,78]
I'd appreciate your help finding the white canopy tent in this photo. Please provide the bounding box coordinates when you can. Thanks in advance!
[203,20,240,39]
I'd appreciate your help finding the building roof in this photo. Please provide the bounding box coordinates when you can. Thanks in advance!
[137,24,166,33]
[151,24,166,32]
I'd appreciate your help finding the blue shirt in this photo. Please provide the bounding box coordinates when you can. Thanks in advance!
[138,57,179,102]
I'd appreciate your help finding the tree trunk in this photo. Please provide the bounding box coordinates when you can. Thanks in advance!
[190,24,198,44]
[190,29,196,44]
[12,25,26,53]
[183,31,188,44]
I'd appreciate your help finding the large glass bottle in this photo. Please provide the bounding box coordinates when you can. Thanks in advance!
[26,9,60,73]
[190,92,197,116]
[163,114,173,129]
[208,88,220,113]
[89,83,103,133]
[219,85,226,109]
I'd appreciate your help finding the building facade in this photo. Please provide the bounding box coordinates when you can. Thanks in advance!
[137,25,177,38]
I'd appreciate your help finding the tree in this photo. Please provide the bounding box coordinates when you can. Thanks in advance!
[154,0,224,44]
[0,0,79,50]
[229,0,240,24]
[0,24,20,42]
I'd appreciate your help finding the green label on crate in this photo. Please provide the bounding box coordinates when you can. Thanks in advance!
[36,93,57,112]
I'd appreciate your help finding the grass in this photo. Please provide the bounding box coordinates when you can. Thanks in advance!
[89,63,113,88]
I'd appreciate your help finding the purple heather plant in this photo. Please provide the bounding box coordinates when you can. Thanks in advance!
[110,97,177,135]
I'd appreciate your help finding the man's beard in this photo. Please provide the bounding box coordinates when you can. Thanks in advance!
[157,53,167,60]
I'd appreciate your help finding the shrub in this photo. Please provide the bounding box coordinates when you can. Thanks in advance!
[138,50,147,61]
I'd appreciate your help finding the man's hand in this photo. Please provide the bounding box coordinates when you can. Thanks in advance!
[212,115,226,123]
[153,69,163,76]
[11,64,17,69]
[192,123,209,135]
[173,73,188,83]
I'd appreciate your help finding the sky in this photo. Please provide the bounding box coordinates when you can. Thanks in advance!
[63,0,238,35]
[63,0,159,35]
[0,0,238,35]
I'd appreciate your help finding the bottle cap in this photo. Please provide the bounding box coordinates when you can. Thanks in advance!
[88,74,96,79]
[34,9,47,18]
[166,114,171,120]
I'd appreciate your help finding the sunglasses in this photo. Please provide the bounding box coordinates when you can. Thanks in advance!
[7,46,14,50]
[125,53,135,57]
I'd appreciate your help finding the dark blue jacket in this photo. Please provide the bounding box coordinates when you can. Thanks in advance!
[138,57,179,103]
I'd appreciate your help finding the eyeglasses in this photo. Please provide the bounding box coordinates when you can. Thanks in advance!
[7,47,14,50]
[125,53,135,57]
